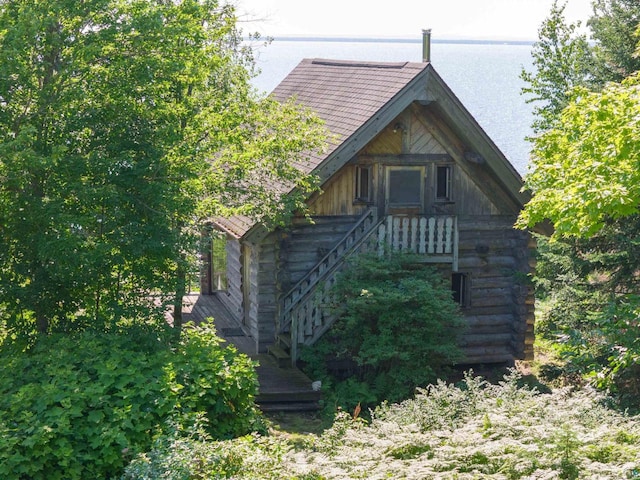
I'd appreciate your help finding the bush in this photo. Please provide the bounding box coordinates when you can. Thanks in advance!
[122,415,304,480]
[300,252,464,410]
[533,234,640,410]
[124,371,640,480]
[0,322,261,479]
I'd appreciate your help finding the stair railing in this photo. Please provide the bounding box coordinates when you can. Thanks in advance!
[280,212,459,365]
[279,208,380,363]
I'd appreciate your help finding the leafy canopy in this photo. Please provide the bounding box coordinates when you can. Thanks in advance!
[520,0,594,134]
[517,72,640,238]
[301,252,464,409]
[0,0,325,335]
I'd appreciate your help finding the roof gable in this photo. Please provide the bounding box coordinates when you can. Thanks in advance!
[215,58,527,240]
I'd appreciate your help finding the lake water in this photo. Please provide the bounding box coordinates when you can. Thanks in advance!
[250,38,536,175]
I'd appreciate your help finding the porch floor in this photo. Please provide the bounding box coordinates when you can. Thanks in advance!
[180,294,321,411]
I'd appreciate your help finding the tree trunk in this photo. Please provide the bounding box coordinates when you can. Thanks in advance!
[173,260,186,335]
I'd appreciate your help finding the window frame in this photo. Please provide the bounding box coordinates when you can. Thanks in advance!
[211,232,228,291]
[354,164,373,204]
[452,272,470,307]
[385,166,425,208]
[435,164,453,202]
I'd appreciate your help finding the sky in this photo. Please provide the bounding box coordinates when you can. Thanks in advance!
[236,0,594,41]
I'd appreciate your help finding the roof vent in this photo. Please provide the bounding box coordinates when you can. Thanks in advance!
[422,29,432,63]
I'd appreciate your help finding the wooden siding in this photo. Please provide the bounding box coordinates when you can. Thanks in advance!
[245,244,260,348]
[451,169,500,215]
[217,237,243,324]
[456,216,534,363]
[280,216,359,291]
[255,233,281,352]
[309,165,372,216]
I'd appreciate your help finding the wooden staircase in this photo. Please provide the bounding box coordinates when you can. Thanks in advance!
[276,209,381,365]
[275,211,459,366]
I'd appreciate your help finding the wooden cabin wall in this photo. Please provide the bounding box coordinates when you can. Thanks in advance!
[309,166,372,216]
[311,110,501,219]
[280,216,359,291]
[456,216,534,364]
[245,244,260,347]
[449,171,500,216]
[217,237,243,324]
[254,232,282,352]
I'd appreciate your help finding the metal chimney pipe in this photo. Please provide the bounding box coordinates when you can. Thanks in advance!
[422,29,432,62]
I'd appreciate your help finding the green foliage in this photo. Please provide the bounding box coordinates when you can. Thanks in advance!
[521,0,640,411]
[520,0,594,134]
[123,416,322,480]
[0,0,325,334]
[518,73,640,238]
[588,0,640,85]
[300,252,464,410]
[529,233,640,406]
[0,322,261,479]
[123,371,640,479]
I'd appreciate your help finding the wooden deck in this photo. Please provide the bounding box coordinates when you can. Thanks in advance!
[180,294,321,411]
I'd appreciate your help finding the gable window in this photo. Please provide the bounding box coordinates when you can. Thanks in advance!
[436,165,452,201]
[452,272,469,307]
[387,166,423,207]
[355,165,373,203]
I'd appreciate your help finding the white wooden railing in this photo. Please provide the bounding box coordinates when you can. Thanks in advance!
[375,215,458,270]
[279,213,458,364]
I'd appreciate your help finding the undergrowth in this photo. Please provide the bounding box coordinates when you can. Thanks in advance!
[123,370,640,479]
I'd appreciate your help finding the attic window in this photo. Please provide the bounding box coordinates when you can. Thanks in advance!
[355,165,373,203]
[436,165,452,201]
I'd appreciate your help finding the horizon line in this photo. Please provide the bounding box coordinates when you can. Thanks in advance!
[266,35,535,46]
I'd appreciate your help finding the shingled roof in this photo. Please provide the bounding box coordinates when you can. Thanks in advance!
[215,57,527,239]
[215,58,430,238]
[271,59,428,168]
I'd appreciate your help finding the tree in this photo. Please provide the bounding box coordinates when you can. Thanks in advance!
[517,72,640,401]
[0,0,325,336]
[300,253,464,409]
[517,73,640,238]
[520,0,594,134]
[589,0,640,86]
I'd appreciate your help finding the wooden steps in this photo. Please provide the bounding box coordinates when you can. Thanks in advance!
[179,294,321,412]
[254,353,321,411]
[267,344,291,369]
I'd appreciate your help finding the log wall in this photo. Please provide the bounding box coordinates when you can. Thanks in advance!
[456,216,535,364]
[279,216,360,291]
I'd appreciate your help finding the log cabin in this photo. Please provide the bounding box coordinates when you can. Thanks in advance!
[203,51,536,367]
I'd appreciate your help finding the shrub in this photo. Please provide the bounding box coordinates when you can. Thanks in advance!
[123,371,640,480]
[0,322,261,479]
[533,233,640,410]
[123,414,322,480]
[300,252,464,410]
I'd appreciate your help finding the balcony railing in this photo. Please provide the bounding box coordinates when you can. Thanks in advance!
[374,215,458,270]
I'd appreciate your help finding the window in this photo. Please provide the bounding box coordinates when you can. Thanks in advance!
[436,165,452,201]
[387,167,423,206]
[452,272,469,307]
[355,165,373,203]
[211,233,228,290]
